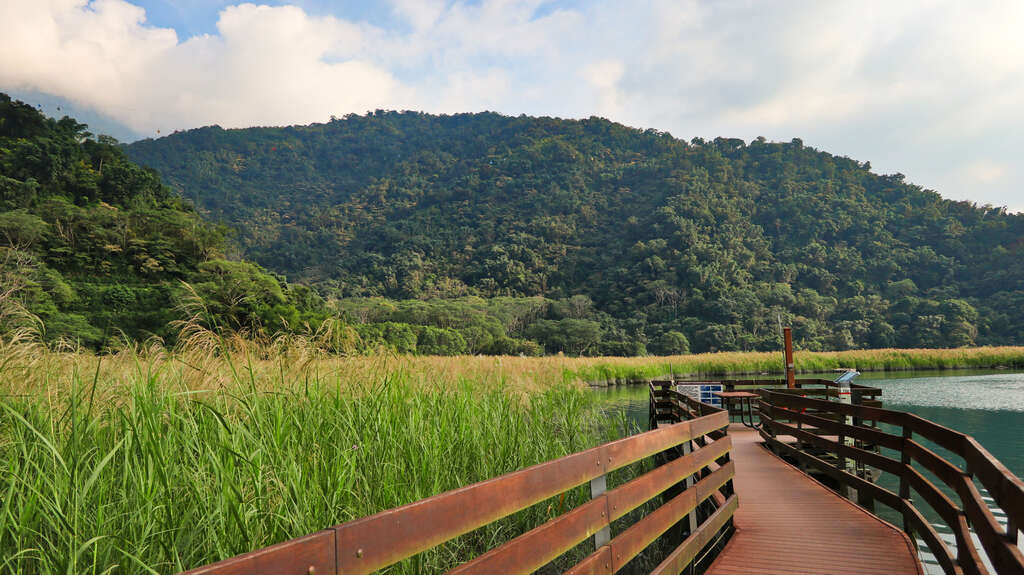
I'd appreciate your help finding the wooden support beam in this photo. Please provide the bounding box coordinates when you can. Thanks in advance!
[783,327,795,389]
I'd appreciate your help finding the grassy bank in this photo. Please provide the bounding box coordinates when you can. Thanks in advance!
[0,340,632,574]
[5,341,1023,399]
[2,339,1021,573]
[561,346,1024,385]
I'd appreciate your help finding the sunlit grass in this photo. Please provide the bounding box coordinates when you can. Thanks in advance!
[562,346,1024,384]
[6,338,1022,401]
[0,337,630,574]
[1,332,1021,573]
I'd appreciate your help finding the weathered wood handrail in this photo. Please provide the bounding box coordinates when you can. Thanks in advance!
[180,407,734,575]
[655,378,885,409]
[758,389,1024,575]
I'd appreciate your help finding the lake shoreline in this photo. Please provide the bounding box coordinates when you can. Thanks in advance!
[574,346,1024,387]
[586,365,1022,387]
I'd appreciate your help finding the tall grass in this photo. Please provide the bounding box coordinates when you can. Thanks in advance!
[563,346,1024,384]
[2,332,1021,573]
[5,338,1021,399]
[0,339,629,574]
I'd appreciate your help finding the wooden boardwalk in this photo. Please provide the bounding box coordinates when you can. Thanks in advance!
[706,426,923,575]
[182,382,1024,575]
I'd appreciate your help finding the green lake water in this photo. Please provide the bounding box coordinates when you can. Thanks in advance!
[861,370,1024,480]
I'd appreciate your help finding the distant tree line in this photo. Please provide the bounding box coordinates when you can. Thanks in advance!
[2,94,1019,355]
[0,94,329,348]
[121,110,1022,353]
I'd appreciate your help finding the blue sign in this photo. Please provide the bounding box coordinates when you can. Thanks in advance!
[676,383,723,407]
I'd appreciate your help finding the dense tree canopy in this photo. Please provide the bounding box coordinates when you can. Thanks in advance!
[0,94,330,348]
[125,111,1023,353]
[2,95,1018,355]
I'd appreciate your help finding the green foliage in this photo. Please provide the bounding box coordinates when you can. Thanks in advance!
[126,111,1023,352]
[354,322,418,353]
[0,356,622,574]
[526,318,603,356]
[0,209,48,247]
[484,335,544,356]
[189,259,287,330]
[414,325,468,355]
[650,331,690,356]
[5,94,1020,354]
[0,94,332,347]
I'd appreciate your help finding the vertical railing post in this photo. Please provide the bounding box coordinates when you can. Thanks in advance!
[649,384,657,430]
[850,390,874,512]
[590,474,610,550]
[783,327,796,389]
[681,440,698,535]
[955,514,969,566]
[838,377,856,500]
[899,425,912,535]
[760,395,776,457]
[837,426,848,497]
[953,466,978,567]
[659,381,675,423]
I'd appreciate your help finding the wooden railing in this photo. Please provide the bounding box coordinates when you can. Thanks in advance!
[725,378,882,406]
[651,383,730,424]
[758,389,1024,575]
[180,405,735,574]
[657,378,883,406]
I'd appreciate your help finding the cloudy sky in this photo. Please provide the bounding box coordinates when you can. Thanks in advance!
[2,0,1022,211]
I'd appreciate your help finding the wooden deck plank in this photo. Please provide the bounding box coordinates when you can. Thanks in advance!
[706,427,922,575]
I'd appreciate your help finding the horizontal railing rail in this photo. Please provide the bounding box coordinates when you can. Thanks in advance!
[758,389,1024,575]
[655,378,884,408]
[181,404,734,575]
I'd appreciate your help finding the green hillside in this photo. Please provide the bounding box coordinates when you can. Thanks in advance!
[125,111,1023,353]
[0,94,330,348]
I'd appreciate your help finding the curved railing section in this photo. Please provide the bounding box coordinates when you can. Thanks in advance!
[180,406,735,575]
[758,389,1023,575]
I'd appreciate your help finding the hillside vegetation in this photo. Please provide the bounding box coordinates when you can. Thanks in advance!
[126,111,1023,353]
[0,94,330,347]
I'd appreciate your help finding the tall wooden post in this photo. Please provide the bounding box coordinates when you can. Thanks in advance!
[783,327,796,388]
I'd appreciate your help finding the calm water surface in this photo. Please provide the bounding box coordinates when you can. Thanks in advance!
[859,370,1024,479]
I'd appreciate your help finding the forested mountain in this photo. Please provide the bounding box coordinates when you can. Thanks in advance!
[126,111,1023,354]
[0,94,331,348]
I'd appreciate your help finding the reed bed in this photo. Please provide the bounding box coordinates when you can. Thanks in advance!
[561,346,1024,385]
[0,337,636,574]
[2,333,1021,574]
[6,341,1021,402]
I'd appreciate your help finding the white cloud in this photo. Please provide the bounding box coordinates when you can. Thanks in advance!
[963,160,1007,184]
[0,0,407,131]
[388,0,447,31]
[581,59,624,119]
[1,0,1022,211]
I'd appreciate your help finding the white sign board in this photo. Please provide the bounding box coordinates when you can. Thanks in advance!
[675,383,722,407]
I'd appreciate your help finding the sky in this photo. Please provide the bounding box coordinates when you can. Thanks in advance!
[1,1,1022,212]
